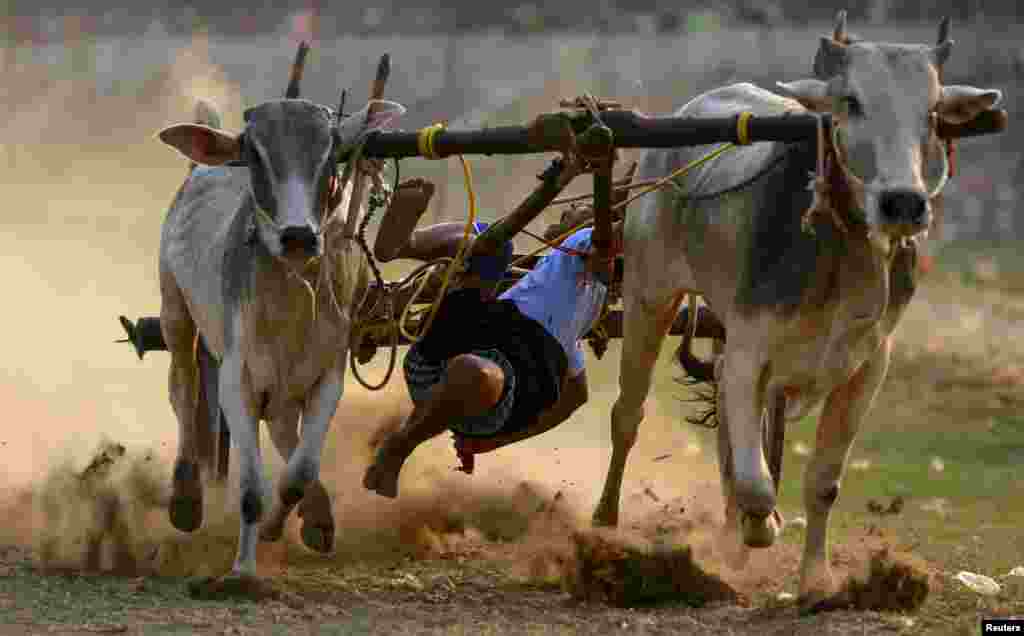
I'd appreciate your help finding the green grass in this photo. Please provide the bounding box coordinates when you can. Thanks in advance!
[773,414,1024,507]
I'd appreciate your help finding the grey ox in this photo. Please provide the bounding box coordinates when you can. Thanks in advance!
[157,75,404,582]
[592,12,1001,612]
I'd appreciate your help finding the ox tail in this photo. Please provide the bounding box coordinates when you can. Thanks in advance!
[186,99,224,175]
[675,295,725,428]
[195,337,230,482]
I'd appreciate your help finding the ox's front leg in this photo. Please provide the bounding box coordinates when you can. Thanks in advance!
[799,336,891,614]
[217,354,266,578]
[593,291,685,527]
[273,365,343,554]
[720,343,780,548]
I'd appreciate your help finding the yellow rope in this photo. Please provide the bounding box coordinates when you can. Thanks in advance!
[511,140,739,267]
[398,148,478,343]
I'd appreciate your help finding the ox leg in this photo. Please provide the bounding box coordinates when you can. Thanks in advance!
[720,342,780,548]
[217,354,266,578]
[799,336,891,614]
[260,403,334,553]
[593,291,685,527]
[161,274,204,533]
[273,366,343,554]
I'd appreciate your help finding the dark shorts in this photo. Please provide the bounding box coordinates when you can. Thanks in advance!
[402,288,568,439]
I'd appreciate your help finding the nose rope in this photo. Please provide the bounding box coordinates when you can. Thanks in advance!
[802,114,851,236]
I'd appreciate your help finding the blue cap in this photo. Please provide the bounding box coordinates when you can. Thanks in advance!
[465,221,513,282]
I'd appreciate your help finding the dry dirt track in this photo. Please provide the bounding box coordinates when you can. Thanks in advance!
[2,29,1023,636]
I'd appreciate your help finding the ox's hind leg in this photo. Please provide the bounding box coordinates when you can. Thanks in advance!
[161,270,204,533]
[260,404,334,553]
[799,336,891,614]
[593,290,685,527]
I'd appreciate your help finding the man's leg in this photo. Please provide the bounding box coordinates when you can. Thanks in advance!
[363,353,505,498]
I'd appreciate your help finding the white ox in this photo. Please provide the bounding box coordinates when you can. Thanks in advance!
[157,70,403,585]
[593,12,1002,612]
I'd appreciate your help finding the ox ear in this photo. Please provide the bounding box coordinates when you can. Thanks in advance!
[335,99,407,150]
[936,86,1003,125]
[365,99,406,130]
[776,79,831,112]
[157,124,241,166]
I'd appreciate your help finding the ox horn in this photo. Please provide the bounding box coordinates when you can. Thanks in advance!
[937,16,951,44]
[285,41,311,99]
[832,10,847,42]
[814,11,849,79]
[933,17,954,68]
[335,88,348,125]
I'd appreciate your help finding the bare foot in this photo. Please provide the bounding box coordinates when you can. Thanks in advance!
[372,178,434,262]
[363,445,407,499]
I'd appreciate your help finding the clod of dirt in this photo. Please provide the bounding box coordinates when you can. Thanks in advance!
[815,548,930,612]
[866,496,904,516]
[562,529,741,608]
[187,574,305,608]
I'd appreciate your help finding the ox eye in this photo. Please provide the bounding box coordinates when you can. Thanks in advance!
[842,95,864,117]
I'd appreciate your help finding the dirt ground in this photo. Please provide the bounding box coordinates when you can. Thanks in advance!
[2,33,1022,636]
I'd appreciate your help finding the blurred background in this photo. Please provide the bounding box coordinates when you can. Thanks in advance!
[3,1,1022,237]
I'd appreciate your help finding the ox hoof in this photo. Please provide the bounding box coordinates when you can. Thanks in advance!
[298,485,334,554]
[169,460,203,533]
[740,509,783,549]
[300,521,334,554]
[797,589,835,615]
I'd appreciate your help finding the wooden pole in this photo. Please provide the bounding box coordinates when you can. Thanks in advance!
[354,108,1007,161]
